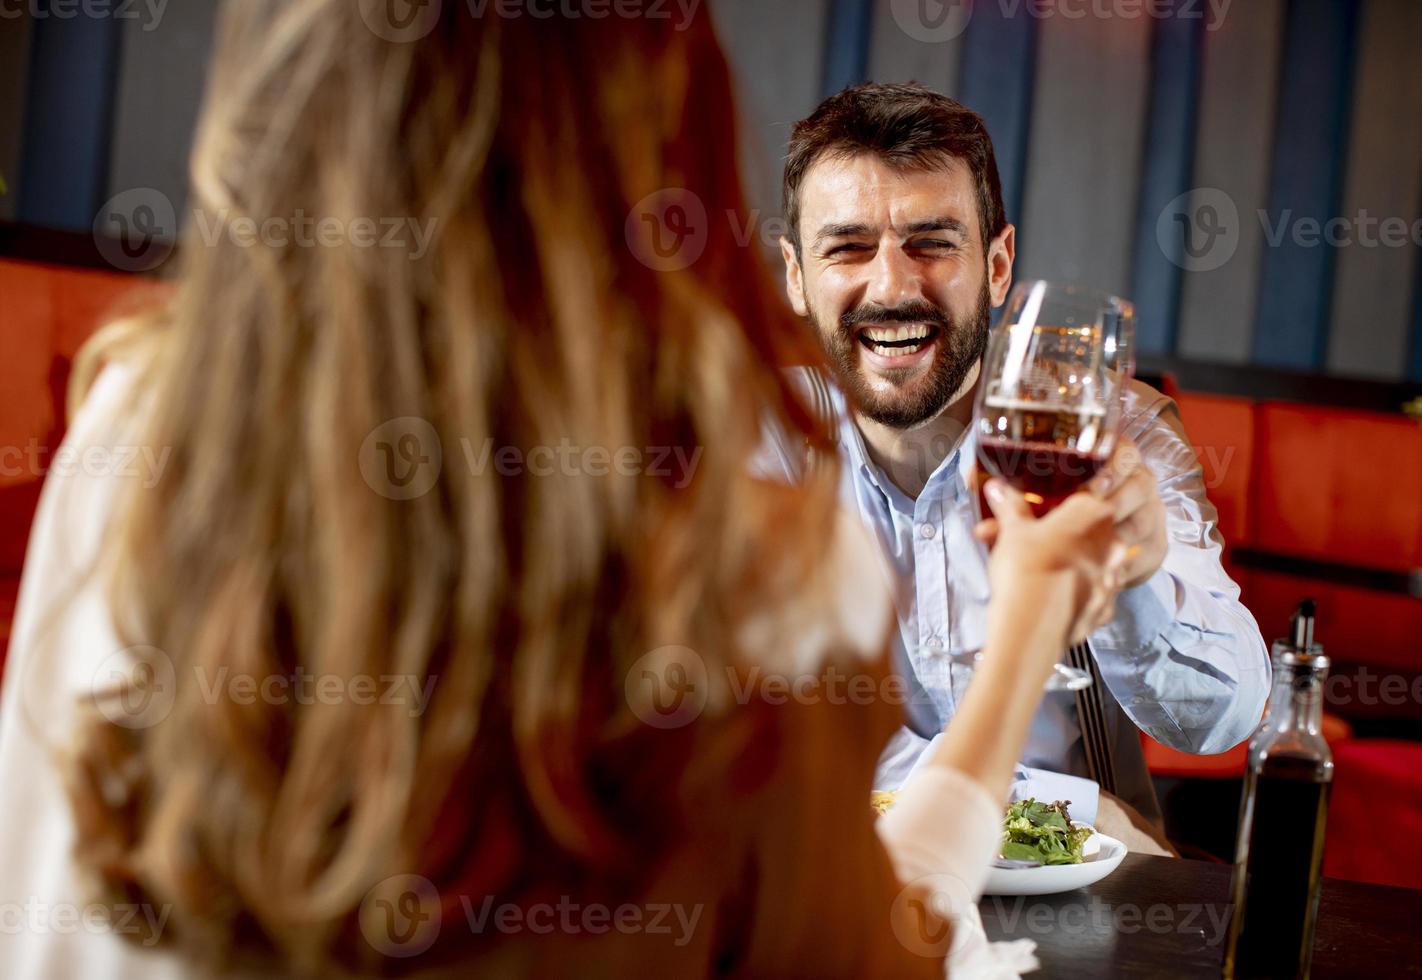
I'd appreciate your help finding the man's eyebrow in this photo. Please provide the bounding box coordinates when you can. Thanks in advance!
[905,216,970,235]
[812,222,873,246]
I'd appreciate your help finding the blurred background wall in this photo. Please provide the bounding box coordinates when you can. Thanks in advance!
[1,0,1418,380]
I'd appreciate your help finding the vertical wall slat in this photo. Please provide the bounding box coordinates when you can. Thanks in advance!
[1016,11,1152,298]
[1252,0,1362,371]
[0,18,33,223]
[1324,0,1422,381]
[956,3,1037,230]
[1410,247,1422,382]
[107,5,220,222]
[822,0,873,97]
[16,13,124,231]
[1174,0,1287,365]
[710,0,833,227]
[866,0,964,95]
[1129,3,1204,356]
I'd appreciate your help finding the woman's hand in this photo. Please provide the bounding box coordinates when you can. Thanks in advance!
[974,480,1125,684]
[902,480,1129,812]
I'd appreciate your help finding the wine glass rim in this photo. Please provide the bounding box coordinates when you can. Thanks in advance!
[1008,279,1135,317]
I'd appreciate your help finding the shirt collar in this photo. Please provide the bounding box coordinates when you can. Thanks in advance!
[829,385,977,508]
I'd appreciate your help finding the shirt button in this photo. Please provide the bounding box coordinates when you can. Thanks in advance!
[919,523,937,540]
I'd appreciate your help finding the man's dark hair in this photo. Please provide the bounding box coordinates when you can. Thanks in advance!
[782,82,1007,254]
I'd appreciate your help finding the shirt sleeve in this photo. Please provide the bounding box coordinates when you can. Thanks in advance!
[875,763,1003,909]
[1088,386,1272,755]
[0,362,193,980]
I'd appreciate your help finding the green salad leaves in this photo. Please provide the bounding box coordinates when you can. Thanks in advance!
[1000,798,1093,865]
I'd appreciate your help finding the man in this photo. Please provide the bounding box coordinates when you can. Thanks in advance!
[767,83,1269,827]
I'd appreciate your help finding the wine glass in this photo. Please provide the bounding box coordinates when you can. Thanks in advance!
[973,280,1135,520]
[949,280,1135,691]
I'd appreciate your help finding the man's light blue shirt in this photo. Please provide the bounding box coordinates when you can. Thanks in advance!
[768,371,1271,823]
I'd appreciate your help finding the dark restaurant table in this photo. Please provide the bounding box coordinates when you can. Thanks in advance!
[978,853,1422,978]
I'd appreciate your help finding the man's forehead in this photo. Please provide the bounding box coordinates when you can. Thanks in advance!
[799,152,977,231]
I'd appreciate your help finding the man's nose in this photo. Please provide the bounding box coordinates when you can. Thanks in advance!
[863,244,926,311]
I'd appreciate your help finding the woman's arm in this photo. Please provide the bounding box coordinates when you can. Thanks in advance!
[877,482,1120,888]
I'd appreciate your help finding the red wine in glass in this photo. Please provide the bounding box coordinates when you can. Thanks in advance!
[973,401,1108,520]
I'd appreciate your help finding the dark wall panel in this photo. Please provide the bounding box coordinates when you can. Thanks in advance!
[0,18,33,223]
[106,2,220,223]
[1252,0,1362,371]
[16,13,123,230]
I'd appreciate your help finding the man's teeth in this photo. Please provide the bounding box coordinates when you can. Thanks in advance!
[862,324,932,343]
[871,342,924,357]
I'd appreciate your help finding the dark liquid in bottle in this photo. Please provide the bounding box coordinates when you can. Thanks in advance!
[975,439,1106,519]
[1228,754,1331,979]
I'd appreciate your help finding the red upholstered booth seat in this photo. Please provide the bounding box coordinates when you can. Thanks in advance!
[0,258,163,665]
[1324,740,1422,890]
[1139,383,1422,886]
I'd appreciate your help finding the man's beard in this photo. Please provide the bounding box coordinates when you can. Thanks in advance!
[811,281,992,429]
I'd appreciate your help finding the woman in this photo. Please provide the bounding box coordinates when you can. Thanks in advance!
[0,4,1120,977]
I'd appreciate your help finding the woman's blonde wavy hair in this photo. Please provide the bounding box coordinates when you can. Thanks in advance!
[68,2,839,973]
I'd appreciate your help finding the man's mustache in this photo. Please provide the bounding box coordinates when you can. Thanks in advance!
[840,302,950,331]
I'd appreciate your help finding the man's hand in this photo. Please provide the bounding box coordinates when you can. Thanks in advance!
[1091,436,1168,590]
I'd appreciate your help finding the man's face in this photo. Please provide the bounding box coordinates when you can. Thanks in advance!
[782,153,1011,429]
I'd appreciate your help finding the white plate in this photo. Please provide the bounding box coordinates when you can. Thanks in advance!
[982,830,1127,896]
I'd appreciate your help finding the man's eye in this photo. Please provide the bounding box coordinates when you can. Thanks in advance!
[826,243,869,255]
[912,239,959,251]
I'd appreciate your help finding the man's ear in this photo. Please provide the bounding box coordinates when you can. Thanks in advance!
[987,223,1016,308]
[780,236,809,317]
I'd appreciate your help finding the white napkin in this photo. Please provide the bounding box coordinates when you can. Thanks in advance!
[946,902,1040,979]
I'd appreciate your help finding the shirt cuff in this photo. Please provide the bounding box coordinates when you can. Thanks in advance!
[1010,766,1100,826]
[877,763,1003,901]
